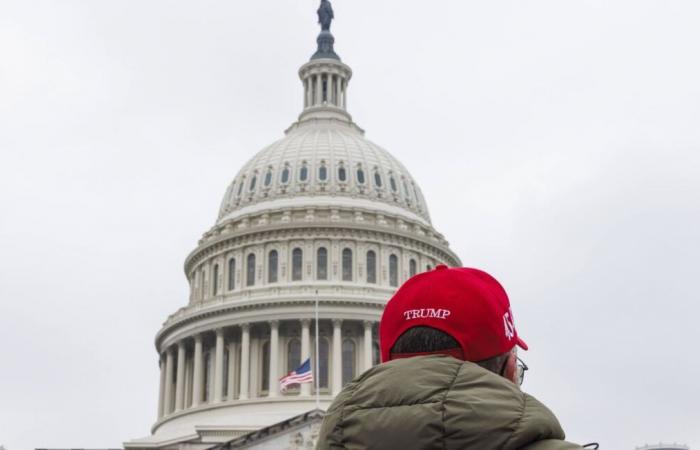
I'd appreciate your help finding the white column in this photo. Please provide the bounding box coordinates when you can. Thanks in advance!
[269,320,280,397]
[363,321,373,371]
[328,75,335,105]
[192,335,204,407]
[175,342,186,411]
[305,78,312,107]
[157,356,166,418]
[239,324,251,400]
[213,329,225,403]
[309,76,314,106]
[332,319,343,395]
[335,75,342,107]
[227,342,237,400]
[163,348,175,415]
[342,79,347,109]
[301,319,311,396]
[315,74,323,106]
[303,78,308,107]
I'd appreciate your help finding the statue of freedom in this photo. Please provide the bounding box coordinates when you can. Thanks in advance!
[318,0,334,31]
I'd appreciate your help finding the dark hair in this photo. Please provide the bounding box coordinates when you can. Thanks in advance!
[391,326,458,353]
[391,326,509,375]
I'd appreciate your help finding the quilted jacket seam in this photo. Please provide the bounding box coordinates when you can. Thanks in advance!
[337,381,363,449]
[441,361,464,450]
[498,391,528,450]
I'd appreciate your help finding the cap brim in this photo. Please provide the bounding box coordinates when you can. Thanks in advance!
[517,337,528,351]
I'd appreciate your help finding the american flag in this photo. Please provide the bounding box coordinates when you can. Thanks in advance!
[279,358,313,392]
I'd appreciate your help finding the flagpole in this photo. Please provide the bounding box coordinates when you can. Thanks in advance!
[315,289,320,410]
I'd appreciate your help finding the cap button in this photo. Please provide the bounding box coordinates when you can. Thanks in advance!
[435,264,448,270]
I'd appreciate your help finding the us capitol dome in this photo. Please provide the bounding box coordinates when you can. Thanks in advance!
[127,3,460,448]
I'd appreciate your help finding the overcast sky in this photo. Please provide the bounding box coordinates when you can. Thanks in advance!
[1,1,699,449]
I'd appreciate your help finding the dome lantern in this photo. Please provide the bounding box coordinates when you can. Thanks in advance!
[297,0,353,124]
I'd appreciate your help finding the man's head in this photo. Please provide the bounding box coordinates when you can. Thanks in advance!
[390,326,523,384]
[379,265,528,383]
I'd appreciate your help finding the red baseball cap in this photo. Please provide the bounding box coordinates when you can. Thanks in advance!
[380,265,528,362]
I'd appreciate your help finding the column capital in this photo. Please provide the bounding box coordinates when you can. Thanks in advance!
[240,323,250,332]
[215,328,225,337]
[177,340,186,349]
[269,320,280,329]
[194,333,203,343]
[363,320,373,328]
[300,318,311,326]
[332,319,343,327]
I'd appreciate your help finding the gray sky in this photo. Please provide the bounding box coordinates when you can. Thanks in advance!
[1,1,699,449]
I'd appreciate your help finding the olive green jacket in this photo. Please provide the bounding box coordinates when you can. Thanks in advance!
[317,355,582,450]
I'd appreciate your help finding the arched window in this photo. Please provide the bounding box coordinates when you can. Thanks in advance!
[292,248,303,281]
[374,171,383,188]
[287,339,301,373]
[264,169,273,187]
[261,341,270,394]
[372,341,380,366]
[212,264,219,295]
[342,248,353,281]
[366,250,377,284]
[281,166,290,184]
[268,250,278,283]
[426,265,432,272]
[317,247,328,280]
[338,166,347,182]
[390,176,398,192]
[228,258,236,290]
[299,164,308,182]
[319,165,328,181]
[356,168,365,184]
[409,259,417,277]
[389,254,399,287]
[237,179,245,196]
[316,338,330,389]
[342,339,356,385]
[246,253,256,286]
[249,175,257,192]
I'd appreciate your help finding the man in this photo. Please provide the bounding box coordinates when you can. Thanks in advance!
[317,265,585,450]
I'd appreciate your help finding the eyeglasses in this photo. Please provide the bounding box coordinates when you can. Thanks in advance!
[516,356,529,386]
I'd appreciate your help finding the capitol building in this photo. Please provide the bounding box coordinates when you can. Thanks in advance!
[126,3,460,449]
